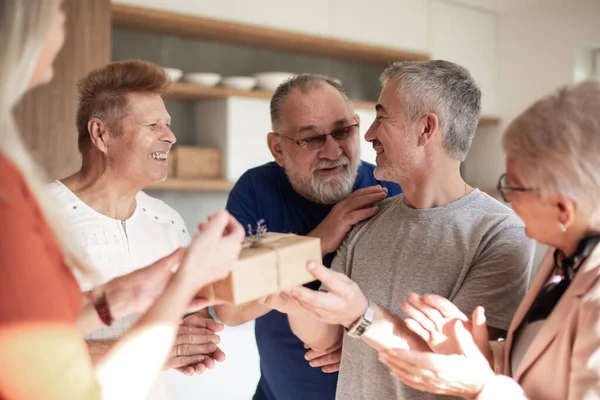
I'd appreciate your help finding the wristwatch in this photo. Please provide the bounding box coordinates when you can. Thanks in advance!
[347,300,375,338]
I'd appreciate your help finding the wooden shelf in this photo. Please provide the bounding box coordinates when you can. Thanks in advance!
[165,82,501,126]
[166,82,273,101]
[478,116,501,127]
[147,178,234,191]
[111,4,430,66]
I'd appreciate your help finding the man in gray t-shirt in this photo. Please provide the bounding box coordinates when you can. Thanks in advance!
[266,60,534,400]
[329,191,532,400]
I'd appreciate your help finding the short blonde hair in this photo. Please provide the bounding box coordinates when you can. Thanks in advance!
[76,60,171,152]
[502,80,600,224]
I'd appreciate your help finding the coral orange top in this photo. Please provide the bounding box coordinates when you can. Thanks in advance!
[0,155,100,399]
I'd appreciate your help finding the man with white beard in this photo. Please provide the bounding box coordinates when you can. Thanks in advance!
[213,74,402,400]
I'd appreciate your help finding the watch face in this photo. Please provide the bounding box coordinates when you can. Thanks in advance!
[348,318,369,338]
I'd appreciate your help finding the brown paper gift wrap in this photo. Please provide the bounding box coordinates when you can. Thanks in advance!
[203,233,321,305]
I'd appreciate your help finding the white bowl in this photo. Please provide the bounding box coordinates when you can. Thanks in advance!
[163,67,183,82]
[254,72,296,92]
[221,76,257,91]
[184,72,222,87]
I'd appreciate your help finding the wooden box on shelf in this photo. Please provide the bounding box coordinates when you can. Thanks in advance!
[171,145,221,179]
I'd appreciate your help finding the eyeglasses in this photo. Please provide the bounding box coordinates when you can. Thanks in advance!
[275,123,359,150]
[496,173,536,202]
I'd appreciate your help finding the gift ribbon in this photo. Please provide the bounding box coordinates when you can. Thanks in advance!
[244,234,285,291]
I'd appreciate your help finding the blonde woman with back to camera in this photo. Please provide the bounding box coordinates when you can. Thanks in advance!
[377,80,600,399]
[0,1,244,399]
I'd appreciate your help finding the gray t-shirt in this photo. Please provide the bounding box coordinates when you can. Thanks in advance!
[332,190,534,400]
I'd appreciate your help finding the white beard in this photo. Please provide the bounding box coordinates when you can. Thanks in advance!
[284,155,359,204]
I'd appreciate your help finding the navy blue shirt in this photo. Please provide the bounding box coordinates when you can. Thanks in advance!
[225,161,402,400]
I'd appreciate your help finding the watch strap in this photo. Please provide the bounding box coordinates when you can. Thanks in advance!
[347,301,375,338]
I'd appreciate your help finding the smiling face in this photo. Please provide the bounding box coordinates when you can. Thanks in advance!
[106,92,175,187]
[365,79,420,183]
[269,84,361,204]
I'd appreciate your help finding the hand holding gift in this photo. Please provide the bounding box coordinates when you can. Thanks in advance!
[285,261,369,329]
[197,220,322,305]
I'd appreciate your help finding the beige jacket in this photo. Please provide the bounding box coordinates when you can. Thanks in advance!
[477,244,600,400]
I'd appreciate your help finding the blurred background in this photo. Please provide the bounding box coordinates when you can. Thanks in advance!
[15,0,599,398]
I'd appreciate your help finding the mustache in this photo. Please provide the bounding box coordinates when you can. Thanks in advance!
[310,156,350,173]
[372,139,383,148]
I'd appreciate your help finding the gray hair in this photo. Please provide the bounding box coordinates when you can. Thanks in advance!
[270,73,353,131]
[502,80,600,224]
[380,60,481,161]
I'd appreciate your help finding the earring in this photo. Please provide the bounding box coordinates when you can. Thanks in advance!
[558,222,567,233]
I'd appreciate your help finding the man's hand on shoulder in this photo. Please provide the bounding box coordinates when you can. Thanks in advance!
[309,185,387,255]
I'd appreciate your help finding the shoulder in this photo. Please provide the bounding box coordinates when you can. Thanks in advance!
[581,246,600,303]
[467,192,534,261]
[377,194,404,211]
[346,195,404,243]
[228,162,285,208]
[46,180,78,212]
[46,180,63,196]
[137,191,186,227]
[233,162,283,189]
[467,191,526,230]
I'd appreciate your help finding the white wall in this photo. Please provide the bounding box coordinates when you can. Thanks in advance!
[428,0,498,115]
[497,0,600,128]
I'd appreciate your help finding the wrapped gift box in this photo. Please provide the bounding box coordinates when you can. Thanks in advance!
[202,232,321,305]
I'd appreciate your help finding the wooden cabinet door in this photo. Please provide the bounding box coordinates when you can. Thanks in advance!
[14,0,111,181]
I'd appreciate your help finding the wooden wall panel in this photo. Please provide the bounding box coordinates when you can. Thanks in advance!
[14,0,111,181]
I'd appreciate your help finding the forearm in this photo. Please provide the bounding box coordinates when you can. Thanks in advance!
[95,273,193,400]
[86,339,116,365]
[214,301,271,326]
[78,281,136,336]
[288,310,343,352]
[362,305,423,352]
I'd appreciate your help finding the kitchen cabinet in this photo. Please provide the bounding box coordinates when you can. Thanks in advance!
[112,0,431,54]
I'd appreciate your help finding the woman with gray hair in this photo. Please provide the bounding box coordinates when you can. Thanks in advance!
[377,80,600,399]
